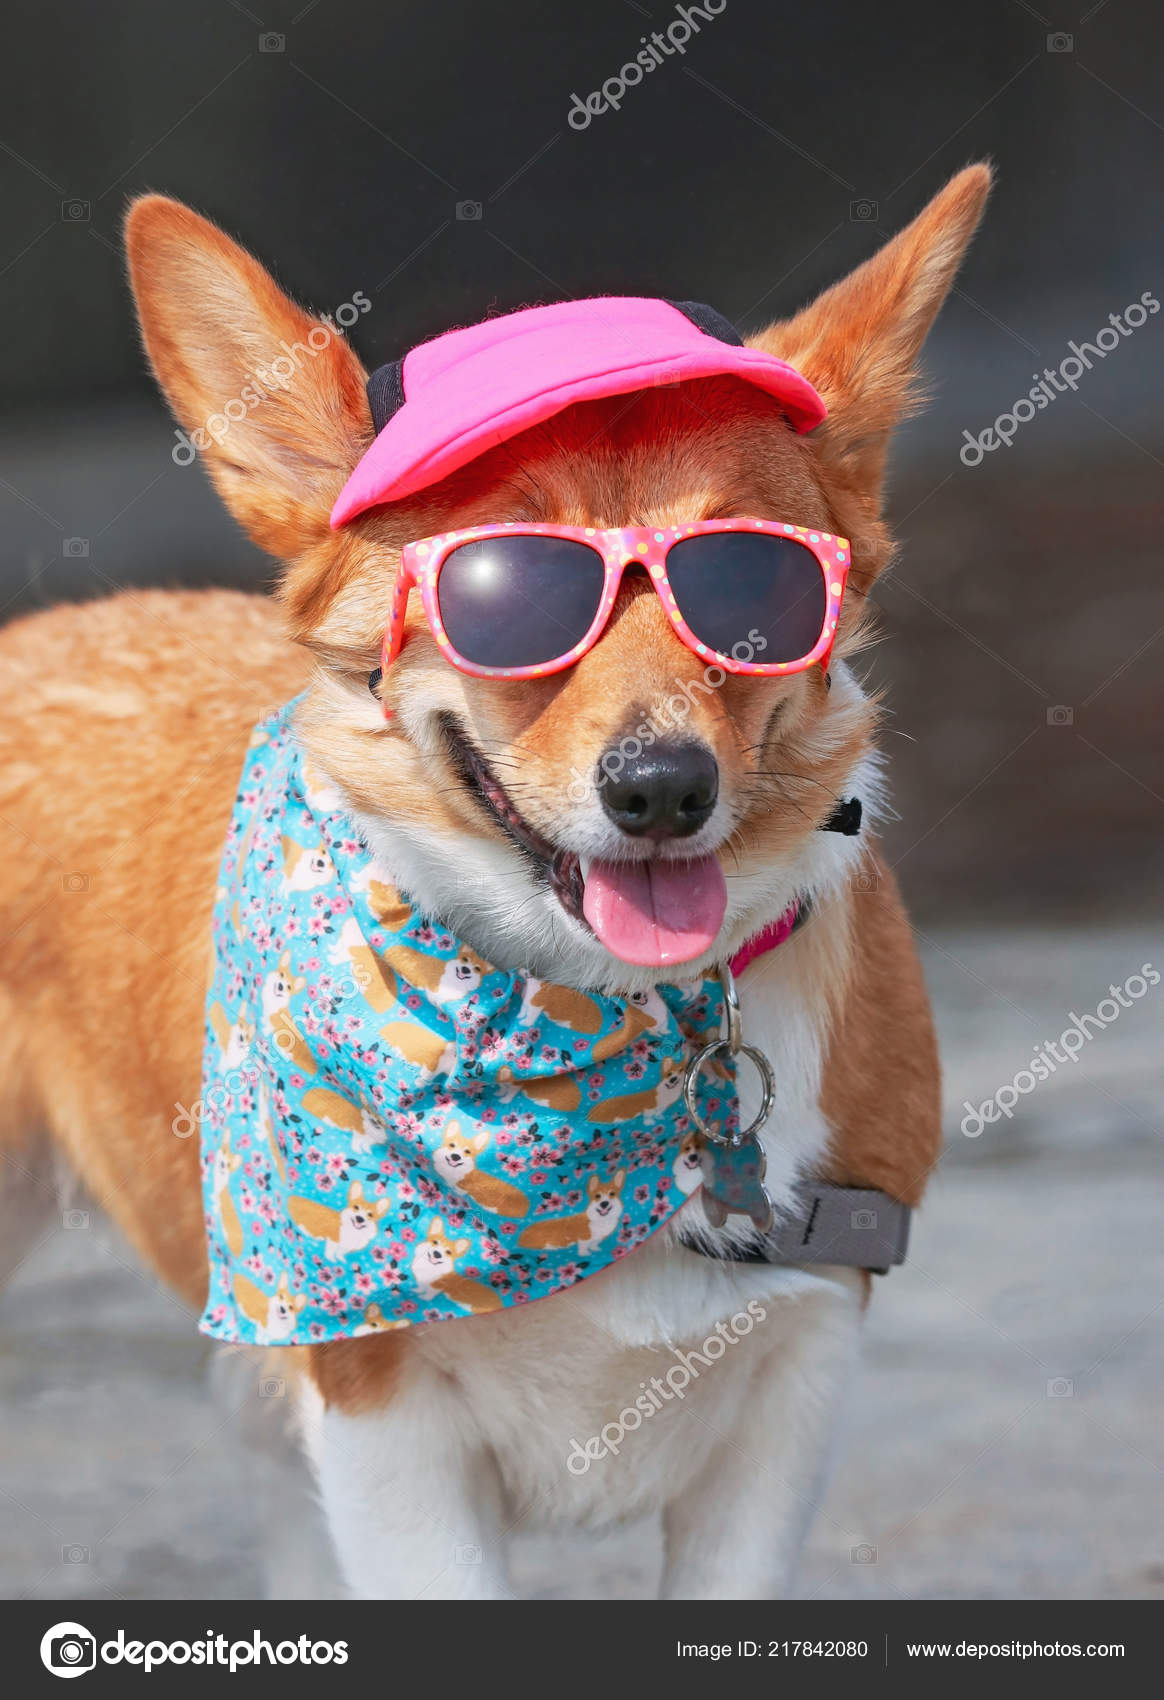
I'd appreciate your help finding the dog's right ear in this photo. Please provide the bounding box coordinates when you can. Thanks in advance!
[125,196,371,562]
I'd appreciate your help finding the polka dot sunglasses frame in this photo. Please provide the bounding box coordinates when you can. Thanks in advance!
[379,519,851,688]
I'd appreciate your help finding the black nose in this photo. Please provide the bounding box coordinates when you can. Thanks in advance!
[598,740,719,840]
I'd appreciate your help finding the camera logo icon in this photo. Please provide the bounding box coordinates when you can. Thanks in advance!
[41,1622,97,1677]
[456,200,483,222]
[851,1208,878,1231]
[1046,705,1074,726]
[1046,32,1073,53]
[62,538,89,558]
[259,32,285,52]
[849,199,878,222]
[60,201,91,223]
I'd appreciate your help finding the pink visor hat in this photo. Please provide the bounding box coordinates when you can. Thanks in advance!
[329,296,826,526]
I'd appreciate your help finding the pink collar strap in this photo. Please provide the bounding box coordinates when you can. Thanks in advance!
[729,901,801,976]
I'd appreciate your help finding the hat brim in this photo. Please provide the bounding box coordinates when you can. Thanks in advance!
[331,303,826,526]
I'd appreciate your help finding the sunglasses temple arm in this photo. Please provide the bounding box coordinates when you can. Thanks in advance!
[372,559,419,718]
[817,553,850,671]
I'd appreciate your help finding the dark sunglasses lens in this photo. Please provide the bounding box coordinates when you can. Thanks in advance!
[436,536,606,669]
[665,532,827,664]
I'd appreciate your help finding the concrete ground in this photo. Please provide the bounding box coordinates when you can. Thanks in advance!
[3,926,1161,1601]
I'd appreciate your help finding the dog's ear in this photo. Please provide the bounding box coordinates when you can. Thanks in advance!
[125,196,370,561]
[750,164,991,500]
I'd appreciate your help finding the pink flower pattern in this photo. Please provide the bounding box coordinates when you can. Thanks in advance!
[199,705,735,1346]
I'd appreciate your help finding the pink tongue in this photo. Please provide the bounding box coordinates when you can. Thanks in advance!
[582,854,727,967]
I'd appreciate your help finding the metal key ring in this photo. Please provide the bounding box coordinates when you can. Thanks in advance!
[682,1038,776,1146]
[719,960,743,1056]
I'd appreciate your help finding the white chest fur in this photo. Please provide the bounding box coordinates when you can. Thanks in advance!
[306,923,867,1598]
[306,724,876,1596]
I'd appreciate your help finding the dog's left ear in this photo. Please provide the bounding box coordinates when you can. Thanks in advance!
[750,164,992,502]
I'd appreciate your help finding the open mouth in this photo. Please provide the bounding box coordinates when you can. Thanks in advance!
[440,715,727,967]
[440,713,586,915]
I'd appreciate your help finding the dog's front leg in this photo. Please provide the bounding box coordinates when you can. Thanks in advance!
[305,1352,509,1600]
[661,1270,865,1600]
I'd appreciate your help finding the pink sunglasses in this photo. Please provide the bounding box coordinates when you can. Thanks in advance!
[379,519,851,685]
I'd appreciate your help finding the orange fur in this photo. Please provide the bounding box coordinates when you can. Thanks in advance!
[819,858,942,1207]
[0,166,988,1410]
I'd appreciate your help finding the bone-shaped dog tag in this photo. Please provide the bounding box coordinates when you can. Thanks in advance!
[680,961,778,1235]
[698,1130,775,1233]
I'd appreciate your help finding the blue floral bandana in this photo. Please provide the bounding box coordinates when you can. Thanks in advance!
[198,701,739,1345]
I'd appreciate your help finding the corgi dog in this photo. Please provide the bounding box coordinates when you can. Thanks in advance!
[672,1132,703,1196]
[261,950,316,1077]
[411,1217,504,1315]
[0,164,986,1598]
[381,940,490,1004]
[379,1018,457,1079]
[348,862,413,930]
[496,1064,582,1115]
[626,986,668,1030]
[281,836,335,892]
[287,1179,390,1260]
[591,996,665,1064]
[518,1171,626,1253]
[233,1272,307,1345]
[518,978,603,1033]
[327,915,399,1014]
[207,999,255,1073]
[432,1121,531,1219]
[300,1085,388,1156]
[353,1302,407,1337]
[211,1130,244,1256]
[587,1055,684,1124]
[518,981,662,1065]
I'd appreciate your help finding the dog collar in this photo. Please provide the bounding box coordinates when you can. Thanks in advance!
[678,1183,911,1276]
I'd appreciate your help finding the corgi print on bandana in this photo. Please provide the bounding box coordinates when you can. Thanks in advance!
[198,701,738,1346]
